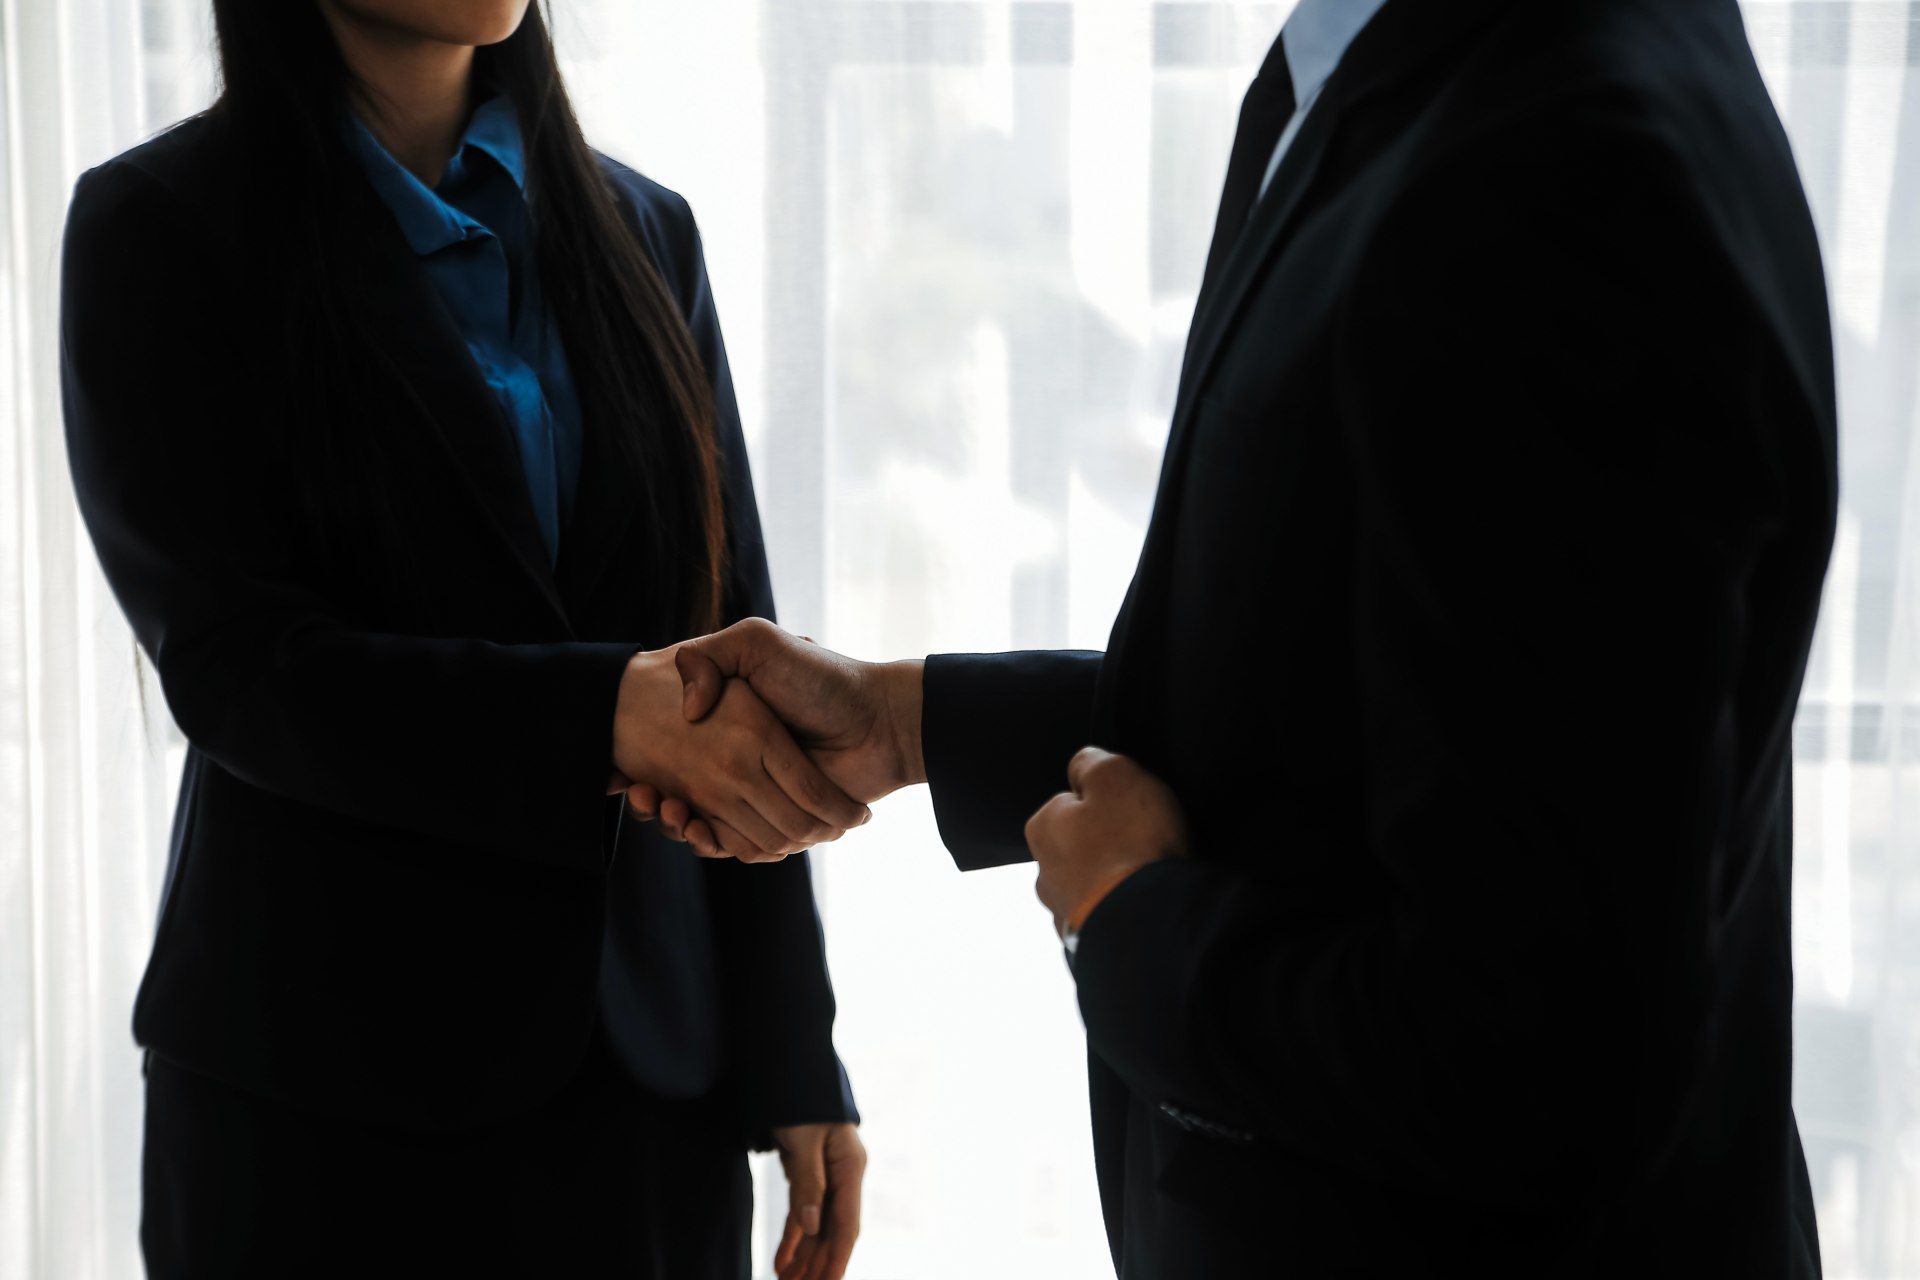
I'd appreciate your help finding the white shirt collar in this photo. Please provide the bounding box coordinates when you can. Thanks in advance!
[1281,0,1395,111]
[1253,0,1396,202]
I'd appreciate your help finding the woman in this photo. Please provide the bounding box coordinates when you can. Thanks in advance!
[60,2,866,1275]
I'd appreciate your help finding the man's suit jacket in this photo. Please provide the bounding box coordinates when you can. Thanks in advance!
[61,112,854,1139]
[923,0,1834,1273]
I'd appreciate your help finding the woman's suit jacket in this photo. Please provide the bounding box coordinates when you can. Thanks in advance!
[60,111,855,1138]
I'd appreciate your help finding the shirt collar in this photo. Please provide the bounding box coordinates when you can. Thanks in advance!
[459,94,528,191]
[342,93,527,257]
[1280,0,1394,110]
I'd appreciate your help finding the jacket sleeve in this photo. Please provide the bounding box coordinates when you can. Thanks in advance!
[1069,103,1823,1202]
[61,159,636,871]
[922,650,1105,870]
[645,191,860,1134]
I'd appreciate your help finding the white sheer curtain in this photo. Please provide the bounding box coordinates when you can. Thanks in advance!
[2,1,211,1277]
[2,2,1916,1277]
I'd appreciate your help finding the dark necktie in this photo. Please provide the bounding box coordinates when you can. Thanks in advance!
[1198,31,1297,300]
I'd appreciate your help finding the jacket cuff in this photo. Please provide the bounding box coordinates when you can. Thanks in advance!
[736,1051,860,1151]
[545,642,645,871]
[923,650,1102,871]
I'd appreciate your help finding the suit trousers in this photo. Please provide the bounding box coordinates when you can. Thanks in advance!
[139,1023,753,1278]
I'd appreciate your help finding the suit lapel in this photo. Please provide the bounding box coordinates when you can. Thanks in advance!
[342,179,574,631]
[1172,92,1343,426]
[1096,0,1516,742]
[1171,0,1512,447]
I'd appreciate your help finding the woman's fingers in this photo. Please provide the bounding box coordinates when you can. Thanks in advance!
[819,1174,862,1280]
[657,795,693,841]
[623,781,660,820]
[685,815,721,856]
[777,1233,820,1280]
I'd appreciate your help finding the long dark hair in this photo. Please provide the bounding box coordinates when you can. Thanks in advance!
[206,1,728,635]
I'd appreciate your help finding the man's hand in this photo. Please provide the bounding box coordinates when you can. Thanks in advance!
[629,619,926,860]
[771,1122,866,1280]
[612,646,870,860]
[1027,747,1190,935]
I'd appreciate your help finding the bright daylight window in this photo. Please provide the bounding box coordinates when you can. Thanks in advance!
[1,2,1915,1277]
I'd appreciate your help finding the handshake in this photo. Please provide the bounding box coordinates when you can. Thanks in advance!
[608,619,1192,938]
[607,619,928,862]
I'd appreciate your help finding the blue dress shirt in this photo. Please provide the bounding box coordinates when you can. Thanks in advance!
[344,95,582,563]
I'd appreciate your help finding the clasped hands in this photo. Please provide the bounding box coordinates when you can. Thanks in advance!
[614,619,1190,936]
[611,622,1186,1280]
[606,640,878,862]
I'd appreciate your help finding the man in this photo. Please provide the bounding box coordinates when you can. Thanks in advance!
[641,0,1836,1273]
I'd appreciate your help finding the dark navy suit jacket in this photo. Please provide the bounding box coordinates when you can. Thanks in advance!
[923,0,1832,1274]
[60,110,855,1141]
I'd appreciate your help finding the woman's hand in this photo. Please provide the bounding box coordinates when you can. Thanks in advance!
[612,648,869,860]
[771,1122,866,1280]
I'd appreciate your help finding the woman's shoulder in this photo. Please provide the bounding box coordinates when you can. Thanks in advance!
[64,115,243,285]
[593,151,699,252]
[74,112,236,216]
